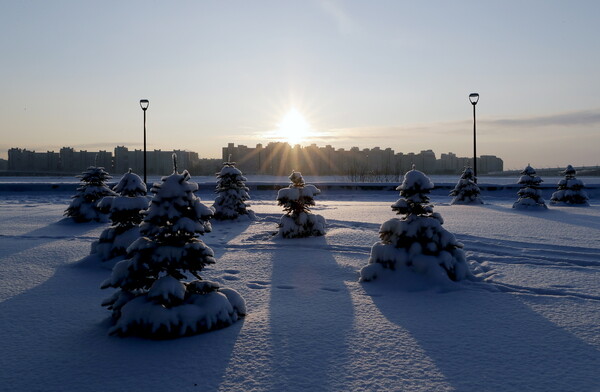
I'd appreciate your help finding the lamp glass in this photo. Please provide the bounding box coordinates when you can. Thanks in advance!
[469,93,479,105]
[140,99,149,110]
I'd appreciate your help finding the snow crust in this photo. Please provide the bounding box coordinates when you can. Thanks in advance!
[276,184,321,201]
[113,170,147,196]
[399,168,434,191]
[110,284,244,337]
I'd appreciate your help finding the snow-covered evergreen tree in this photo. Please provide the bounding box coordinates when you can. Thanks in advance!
[512,164,547,210]
[361,167,471,283]
[92,170,149,261]
[276,171,326,238]
[212,161,255,220]
[449,166,483,205]
[550,165,590,206]
[64,166,117,222]
[101,156,245,338]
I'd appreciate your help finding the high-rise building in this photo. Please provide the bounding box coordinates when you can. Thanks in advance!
[7,146,199,175]
[221,142,503,176]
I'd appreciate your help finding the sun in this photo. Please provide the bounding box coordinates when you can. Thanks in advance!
[275,108,312,145]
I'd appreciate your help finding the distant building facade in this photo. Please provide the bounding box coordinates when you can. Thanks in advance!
[223,142,503,176]
[6,147,200,175]
[112,146,199,175]
[6,143,503,177]
[8,148,62,172]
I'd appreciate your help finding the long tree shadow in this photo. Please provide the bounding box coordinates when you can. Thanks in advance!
[0,220,105,303]
[0,218,103,260]
[0,249,242,391]
[363,283,600,391]
[204,217,256,259]
[481,203,600,230]
[268,235,356,391]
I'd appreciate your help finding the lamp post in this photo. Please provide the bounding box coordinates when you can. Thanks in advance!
[140,99,149,184]
[469,93,479,182]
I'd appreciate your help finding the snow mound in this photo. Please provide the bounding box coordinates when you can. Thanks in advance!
[107,284,245,339]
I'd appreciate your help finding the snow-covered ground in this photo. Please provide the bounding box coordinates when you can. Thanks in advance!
[1,184,599,391]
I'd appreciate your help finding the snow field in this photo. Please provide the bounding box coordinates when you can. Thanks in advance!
[0,189,599,391]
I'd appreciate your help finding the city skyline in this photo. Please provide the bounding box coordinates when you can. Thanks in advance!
[5,142,503,176]
[1,2,600,170]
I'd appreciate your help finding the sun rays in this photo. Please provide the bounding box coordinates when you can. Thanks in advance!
[274,108,313,146]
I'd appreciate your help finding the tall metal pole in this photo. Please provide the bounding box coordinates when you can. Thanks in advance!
[143,109,147,184]
[473,103,477,180]
[469,93,479,182]
[140,99,149,184]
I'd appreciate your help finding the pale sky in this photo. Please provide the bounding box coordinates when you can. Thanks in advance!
[1,0,599,170]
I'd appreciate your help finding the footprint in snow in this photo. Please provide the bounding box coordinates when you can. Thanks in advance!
[247,280,270,290]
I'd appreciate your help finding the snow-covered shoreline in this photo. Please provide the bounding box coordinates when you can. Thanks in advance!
[1,174,599,185]
[2,181,600,205]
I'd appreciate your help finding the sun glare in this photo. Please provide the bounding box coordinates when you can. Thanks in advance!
[275,108,312,145]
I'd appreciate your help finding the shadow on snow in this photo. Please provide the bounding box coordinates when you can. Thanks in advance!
[267,235,355,390]
[0,248,243,392]
[362,282,600,391]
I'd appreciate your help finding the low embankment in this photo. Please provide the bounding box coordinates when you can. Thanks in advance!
[1,181,599,201]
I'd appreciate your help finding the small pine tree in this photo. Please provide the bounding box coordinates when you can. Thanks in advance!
[512,164,547,210]
[276,171,326,238]
[92,169,149,261]
[64,165,117,222]
[361,167,470,283]
[212,161,255,220]
[550,165,590,206]
[449,166,483,205]
[101,155,245,338]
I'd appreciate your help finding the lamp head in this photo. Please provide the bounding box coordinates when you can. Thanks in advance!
[140,99,149,110]
[469,93,479,105]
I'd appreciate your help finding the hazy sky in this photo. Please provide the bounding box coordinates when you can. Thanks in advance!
[1,1,599,170]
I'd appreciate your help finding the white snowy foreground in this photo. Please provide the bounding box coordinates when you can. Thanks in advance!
[1,186,599,392]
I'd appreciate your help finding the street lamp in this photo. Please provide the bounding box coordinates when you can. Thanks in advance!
[140,99,149,184]
[469,93,479,182]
